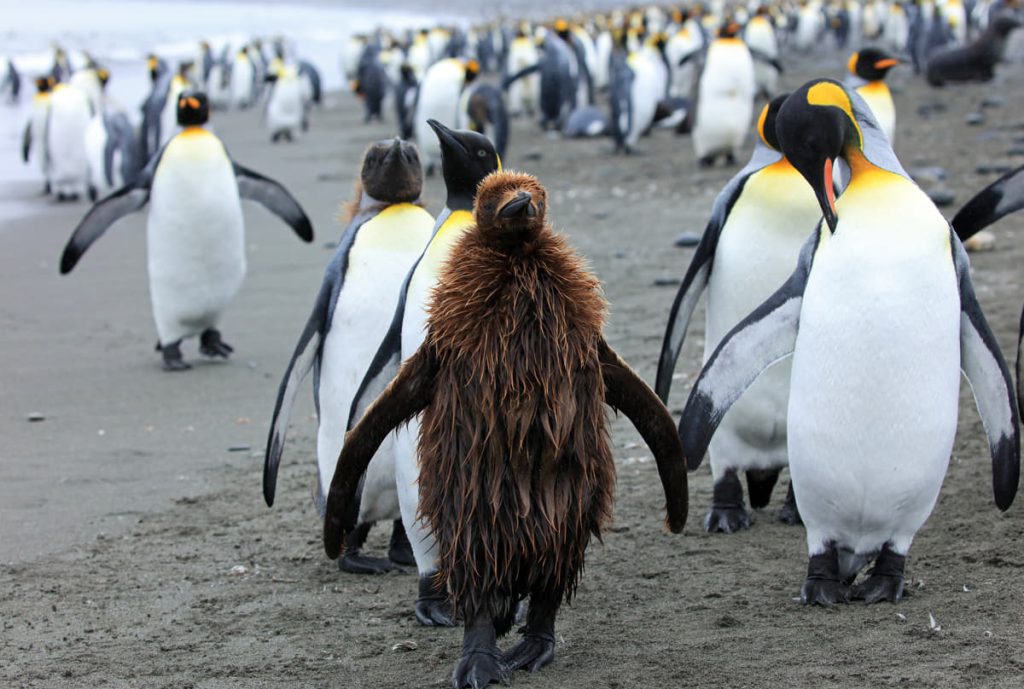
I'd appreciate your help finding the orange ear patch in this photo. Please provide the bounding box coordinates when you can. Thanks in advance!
[847,51,859,74]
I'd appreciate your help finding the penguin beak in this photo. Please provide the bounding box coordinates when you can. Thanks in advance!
[874,58,899,70]
[818,158,839,233]
[427,118,466,157]
[499,191,534,219]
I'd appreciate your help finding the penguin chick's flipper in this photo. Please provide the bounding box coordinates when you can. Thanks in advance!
[679,227,819,470]
[598,338,688,533]
[323,344,439,559]
[952,234,1020,510]
[58,146,167,274]
[233,162,314,242]
[951,164,1024,242]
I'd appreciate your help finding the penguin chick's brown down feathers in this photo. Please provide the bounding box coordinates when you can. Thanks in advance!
[323,170,687,632]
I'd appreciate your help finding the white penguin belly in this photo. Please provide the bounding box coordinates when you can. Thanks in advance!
[47,86,92,195]
[316,206,433,520]
[84,115,111,196]
[267,78,304,132]
[694,41,755,158]
[414,59,465,169]
[146,132,244,345]
[789,192,960,558]
[626,55,662,147]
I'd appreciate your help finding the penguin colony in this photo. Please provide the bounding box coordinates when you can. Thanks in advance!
[14,2,1024,688]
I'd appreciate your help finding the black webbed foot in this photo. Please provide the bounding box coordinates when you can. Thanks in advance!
[451,650,509,689]
[704,470,751,533]
[851,545,906,603]
[160,340,191,371]
[801,543,850,606]
[504,632,555,673]
[388,519,416,566]
[416,572,456,627]
[698,154,716,168]
[338,551,396,575]
[776,481,802,525]
[745,467,781,509]
[199,329,233,358]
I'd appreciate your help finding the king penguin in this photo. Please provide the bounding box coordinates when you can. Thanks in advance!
[264,138,433,573]
[692,20,756,167]
[680,79,1019,604]
[22,76,56,194]
[657,94,822,533]
[60,92,314,370]
[47,81,94,201]
[845,48,899,142]
[414,59,473,175]
[346,120,500,625]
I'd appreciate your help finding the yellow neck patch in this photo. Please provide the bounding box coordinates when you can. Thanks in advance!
[806,81,863,147]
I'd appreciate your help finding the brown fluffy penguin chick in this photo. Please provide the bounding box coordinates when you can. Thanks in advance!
[323,171,688,689]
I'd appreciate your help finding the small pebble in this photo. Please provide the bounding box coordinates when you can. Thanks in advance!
[910,166,948,184]
[964,230,997,252]
[965,112,985,126]
[391,640,418,652]
[981,96,1004,109]
[229,565,248,576]
[976,163,1013,175]
[653,277,681,287]
[27,413,45,422]
[228,445,252,452]
[322,241,338,250]
[673,231,701,247]
[926,187,956,207]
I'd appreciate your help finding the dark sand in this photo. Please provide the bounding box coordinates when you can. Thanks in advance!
[2,48,1024,689]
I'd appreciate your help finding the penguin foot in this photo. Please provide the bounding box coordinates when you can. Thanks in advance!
[88,185,97,202]
[725,152,737,166]
[160,341,191,371]
[698,155,716,168]
[387,519,416,566]
[451,649,509,689]
[745,467,781,510]
[426,163,437,177]
[199,329,234,358]
[801,544,850,606]
[776,481,803,525]
[416,573,457,627]
[851,545,905,604]
[704,471,751,533]
[504,632,555,673]
[55,191,80,202]
[338,550,398,575]
[43,181,51,195]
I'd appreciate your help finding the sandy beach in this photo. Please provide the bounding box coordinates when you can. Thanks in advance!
[2,34,1024,689]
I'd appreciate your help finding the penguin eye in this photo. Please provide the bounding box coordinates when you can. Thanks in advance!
[477,149,487,158]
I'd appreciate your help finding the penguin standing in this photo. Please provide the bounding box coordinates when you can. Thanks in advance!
[681,79,1019,604]
[60,92,314,370]
[1,57,20,102]
[692,21,756,167]
[47,82,93,201]
[745,7,781,98]
[323,171,687,688]
[22,76,55,194]
[845,48,899,142]
[264,139,433,573]
[345,121,499,626]
[84,69,142,200]
[457,63,509,159]
[413,59,470,175]
[666,18,703,99]
[230,48,256,108]
[393,64,419,141]
[265,65,305,142]
[506,28,540,117]
[140,61,192,160]
[658,95,820,532]
[354,43,390,123]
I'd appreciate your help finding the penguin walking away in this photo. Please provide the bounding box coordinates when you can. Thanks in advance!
[681,79,1019,605]
[264,139,433,573]
[47,82,94,201]
[846,48,900,142]
[323,170,687,688]
[22,76,56,194]
[345,121,500,626]
[926,14,1021,85]
[60,92,314,370]
[658,95,821,533]
[692,22,755,167]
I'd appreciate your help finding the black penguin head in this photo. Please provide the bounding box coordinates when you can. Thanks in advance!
[775,79,864,232]
[474,171,547,245]
[360,138,423,204]
[848,48,899,81]
[463,59,481,85]
[718,18,742,38]
[756,92,789,151]
[427,119,500,211]
[35,76,54,93]
[176,91,209,126]
[554,18,571,40]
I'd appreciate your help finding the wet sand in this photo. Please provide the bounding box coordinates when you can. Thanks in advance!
[2,49,1024,688]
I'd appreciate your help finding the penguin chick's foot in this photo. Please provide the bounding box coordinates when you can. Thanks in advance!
[776,481,803,525]
[504,632,555,673]
[851,545,906,604]
[160,340,191,371]
[338,550,398,575]
[801,544,850,606]
[199,329,234,358]
[703,471,752,533]
[388,519,416,566]
[416,573,457,627]
[451,649,510,689]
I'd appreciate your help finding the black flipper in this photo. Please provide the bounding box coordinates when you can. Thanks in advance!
[599,339,688,533]
[679,227,820,469]
[263,207,381,507]
[59,145,167,274]
[501,62,542,90]
[952,164,1024,242]
[952,233,1020,510]
[232,162,314,242]
[324,344,438,559]
[655,143,784,403]
[748,48,784,73]
[21,120,31,163]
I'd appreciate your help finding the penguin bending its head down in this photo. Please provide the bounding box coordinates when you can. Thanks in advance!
[681,78,1019,605]
[324,171,688,688]
[263,138,432,574]
[60,91,314,370]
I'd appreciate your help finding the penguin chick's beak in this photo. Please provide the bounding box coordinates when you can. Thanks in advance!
[819,158,839,232]
[499,191,535,219]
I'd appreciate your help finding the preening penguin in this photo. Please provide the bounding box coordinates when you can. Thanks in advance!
[264,138,432,573]
[323,171,687,688]
[345,120,500,626]
[657,95,821,533]
[60,92,314,370]
[845,48,899,142]
[680,79,1019,605]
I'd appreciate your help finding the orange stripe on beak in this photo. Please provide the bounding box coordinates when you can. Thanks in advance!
[824,158,836,215]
